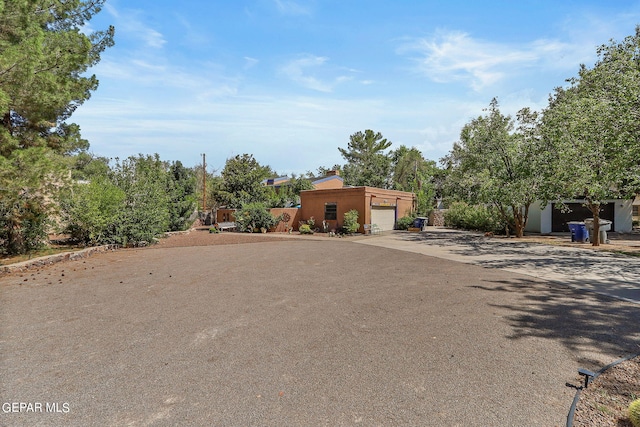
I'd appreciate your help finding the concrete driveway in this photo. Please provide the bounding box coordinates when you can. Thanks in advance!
[356,228,640,304]
[1,237,639,426]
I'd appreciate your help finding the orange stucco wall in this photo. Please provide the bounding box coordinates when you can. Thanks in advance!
[312,176,344,190]
[299,187,415,233]
[216,209,236,223]
[269,208,302,232]
[216,207,301,232]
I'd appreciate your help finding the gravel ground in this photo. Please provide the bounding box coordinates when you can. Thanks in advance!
[1,229,638,426]
[573,356,639,426]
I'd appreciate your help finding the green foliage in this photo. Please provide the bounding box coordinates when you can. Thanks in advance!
[0,147,64,254]
[343,209,360,234]
[442,99,542,237]
[0,0,114,157]
[629,398,640,427]
[264,175,314,208]
[60,178,125,245]
[299,223,314,234]
[339,130,393,188]
[444,202,506,233]
[110,155,170,245]
[0,1,113,255]
[396,216,414,230]
[61,154,195,246]
[540,28,640,244]
[166,161,197,231]
[215,154,274,208]
[299,224,314,234]
[234,202,280,232]
[392,145,438,214]
[0,192,49,255]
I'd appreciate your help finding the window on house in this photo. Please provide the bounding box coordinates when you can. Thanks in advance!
[324,203,337,220]
[634,205,639,217]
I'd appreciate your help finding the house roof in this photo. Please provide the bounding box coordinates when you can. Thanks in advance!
[262,176,290,186]
[311,175,343,185]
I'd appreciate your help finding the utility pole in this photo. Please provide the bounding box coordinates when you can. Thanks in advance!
[202,153,206,212]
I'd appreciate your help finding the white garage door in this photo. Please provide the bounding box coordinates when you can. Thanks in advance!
[370,207,396,231]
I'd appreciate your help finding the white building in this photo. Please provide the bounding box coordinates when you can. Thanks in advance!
[526,199,633,234]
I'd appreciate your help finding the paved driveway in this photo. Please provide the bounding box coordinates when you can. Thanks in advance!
[1,238,638,426]
[356,228,640,304]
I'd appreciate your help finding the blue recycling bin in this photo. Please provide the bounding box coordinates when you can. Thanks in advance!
[413,217,428,230]
[567,221,589,243]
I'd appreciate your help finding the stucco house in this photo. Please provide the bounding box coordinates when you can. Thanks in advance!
[526,199,633,234]
[262,170,344,191]
[299,186,415,233]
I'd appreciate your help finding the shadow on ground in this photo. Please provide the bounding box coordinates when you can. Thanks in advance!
[397,230,638,292]
[472,277,640,367]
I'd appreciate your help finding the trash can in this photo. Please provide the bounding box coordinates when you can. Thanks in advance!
[584,218,612,244]
[567,221,589,243]
[413,217,428,231]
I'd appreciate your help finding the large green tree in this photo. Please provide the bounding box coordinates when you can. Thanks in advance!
[541,28,640,245]
[214,154,275,208]
[391,145,438,215]
[339,129,393,188]
[443,99,543,237]
[0,0,113,254]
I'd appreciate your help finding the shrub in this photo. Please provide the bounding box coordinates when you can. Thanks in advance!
[234,202,279,232]
[299,224,313,234]
[630,398,640,427]
[343,209,360,234]
[444,202,505,233]
[61,178,125,245]
[396,216,414,230]
[0,195,49,255]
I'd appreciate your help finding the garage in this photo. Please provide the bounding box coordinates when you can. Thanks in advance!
[551,202,615,232]
[371,206,396,231]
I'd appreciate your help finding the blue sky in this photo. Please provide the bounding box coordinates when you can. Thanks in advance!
[74,0,640,175]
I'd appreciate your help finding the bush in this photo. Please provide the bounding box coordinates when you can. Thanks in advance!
[234,202,279,232]
[343,209,360,234]
[299,224,313,234]
[61,178,125,245]
[396,216,414,230]
[630,398,640,427]
[444,202,505,233]
[0,195,49,255]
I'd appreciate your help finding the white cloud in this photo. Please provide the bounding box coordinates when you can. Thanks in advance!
[104,3,166,49]
[273,0,313,16]
[280,55,353,92]
[243,56,260,69]
[398,30,586,91]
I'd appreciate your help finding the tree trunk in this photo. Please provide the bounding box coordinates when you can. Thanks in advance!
[512,204,529,238]
[590,203,600,246]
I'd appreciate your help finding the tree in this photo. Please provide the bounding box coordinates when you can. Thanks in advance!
[391,146,438,215]
[541,28,640,245]
[443,99,543,237]
[0,0,114,254]
[265,174,313,208]
[166,161,196,231]
[339,130,393,188]
[214,154,274,208]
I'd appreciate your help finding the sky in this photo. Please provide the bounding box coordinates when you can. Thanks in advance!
[73,0,640,176]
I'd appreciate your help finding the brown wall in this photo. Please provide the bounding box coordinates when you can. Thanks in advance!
[269,208,302,232]
[312,176,344,190]
[216,209,236,223]
[300,187,415,233]
[216,207,301,232]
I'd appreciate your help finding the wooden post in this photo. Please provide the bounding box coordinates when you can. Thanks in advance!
[202,153,206,212]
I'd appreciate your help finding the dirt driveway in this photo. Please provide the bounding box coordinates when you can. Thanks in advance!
[1,232,638,426]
